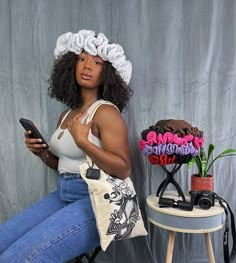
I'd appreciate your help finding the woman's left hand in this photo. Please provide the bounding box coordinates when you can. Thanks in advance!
[68,114,93,147]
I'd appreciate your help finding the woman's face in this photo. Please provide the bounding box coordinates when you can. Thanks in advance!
[75,52,104,89]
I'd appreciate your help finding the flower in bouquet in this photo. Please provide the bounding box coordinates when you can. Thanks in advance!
[139,119,204,166]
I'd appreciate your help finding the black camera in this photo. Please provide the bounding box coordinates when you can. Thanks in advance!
[189,190,215,210]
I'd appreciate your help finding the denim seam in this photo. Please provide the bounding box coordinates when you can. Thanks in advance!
[25,218,96,262]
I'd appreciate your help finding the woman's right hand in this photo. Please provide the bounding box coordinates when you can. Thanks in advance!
[24,130,48,156]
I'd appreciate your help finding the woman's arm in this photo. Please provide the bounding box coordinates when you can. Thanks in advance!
[37,148,58,170]
[68,105,131,179]
[24,111,69,171]
[24,130,59,170]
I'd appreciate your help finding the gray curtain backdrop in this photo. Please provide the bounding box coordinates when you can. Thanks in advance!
[0,0,235,262]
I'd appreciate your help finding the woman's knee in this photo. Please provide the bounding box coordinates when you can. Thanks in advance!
[0,204,100,262]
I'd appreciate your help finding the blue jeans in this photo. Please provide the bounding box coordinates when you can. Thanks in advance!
[0,174,100,263]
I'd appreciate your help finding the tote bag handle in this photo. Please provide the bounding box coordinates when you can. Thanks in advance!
[84,100,119,164]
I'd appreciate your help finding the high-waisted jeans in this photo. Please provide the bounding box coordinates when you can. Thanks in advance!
[0,173,100,263]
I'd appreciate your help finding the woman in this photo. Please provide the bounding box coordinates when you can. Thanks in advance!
[0,30,133,262]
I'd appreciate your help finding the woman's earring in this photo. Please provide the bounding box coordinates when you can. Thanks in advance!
[73,82,77,90]
[103,85,107,97]
[73,78,78,90]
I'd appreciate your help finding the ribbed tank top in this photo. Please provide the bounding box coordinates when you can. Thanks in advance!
[49,106,102,174]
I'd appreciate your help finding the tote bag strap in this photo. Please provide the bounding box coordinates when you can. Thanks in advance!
[84,100,119,164]
[86,100,119,123]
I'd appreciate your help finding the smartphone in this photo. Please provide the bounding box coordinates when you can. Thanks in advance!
[19,118,49,148]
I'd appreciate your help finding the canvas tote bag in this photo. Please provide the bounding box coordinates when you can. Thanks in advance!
[79,100,148,251]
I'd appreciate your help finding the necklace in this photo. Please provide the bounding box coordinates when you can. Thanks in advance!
[57,100,96,140]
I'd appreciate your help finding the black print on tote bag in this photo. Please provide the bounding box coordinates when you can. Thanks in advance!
[104,176,140,240]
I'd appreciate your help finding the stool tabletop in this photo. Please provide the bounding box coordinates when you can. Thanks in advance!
[147,191,225,217]
[146,191,225,233]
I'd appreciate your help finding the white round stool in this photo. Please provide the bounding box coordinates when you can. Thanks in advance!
[146,191,225,263]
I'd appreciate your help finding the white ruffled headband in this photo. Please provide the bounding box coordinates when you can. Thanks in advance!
[54,30,132,85]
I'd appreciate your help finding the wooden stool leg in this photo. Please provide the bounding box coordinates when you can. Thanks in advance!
[204,233,215,263]
[166,231,175,263]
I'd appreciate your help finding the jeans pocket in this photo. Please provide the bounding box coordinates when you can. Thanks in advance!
[58,175,89,202]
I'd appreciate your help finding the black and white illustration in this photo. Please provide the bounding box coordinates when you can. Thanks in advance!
[104,176,140,240]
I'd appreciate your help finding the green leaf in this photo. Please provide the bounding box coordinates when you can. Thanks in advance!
[205,149,236,174]
[187,158,196,168]
[188,144,236,178]
[199,147,207,161]
[195,156,202,175]
[198,147,207,176]
[220,149,236,155]
[201,160,207,177]
[207,144,215,162]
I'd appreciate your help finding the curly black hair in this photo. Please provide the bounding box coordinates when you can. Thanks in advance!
[48,52,133,112]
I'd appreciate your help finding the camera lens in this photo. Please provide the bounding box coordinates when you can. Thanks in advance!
[198,197,212,210]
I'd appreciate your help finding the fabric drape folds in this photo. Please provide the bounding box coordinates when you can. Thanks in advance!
[0,1,235,262]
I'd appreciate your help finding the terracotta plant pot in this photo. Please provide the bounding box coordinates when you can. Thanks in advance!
[191,174,214,192]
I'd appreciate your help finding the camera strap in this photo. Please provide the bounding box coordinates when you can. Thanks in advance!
[215,194,236,263]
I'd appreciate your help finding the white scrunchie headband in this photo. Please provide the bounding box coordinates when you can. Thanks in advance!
[54,29,132,85]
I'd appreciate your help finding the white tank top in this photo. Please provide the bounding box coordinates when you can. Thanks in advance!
[49,107,102,174]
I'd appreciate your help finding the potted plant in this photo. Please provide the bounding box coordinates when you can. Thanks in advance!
[188,144,236,191]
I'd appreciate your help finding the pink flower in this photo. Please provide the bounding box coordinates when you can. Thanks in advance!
[163,132,173,144]
[138,140,146,150]
[147,131,157,145]
[198,137,205,147]
[157,133,164,144]
[193,137,200,149]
